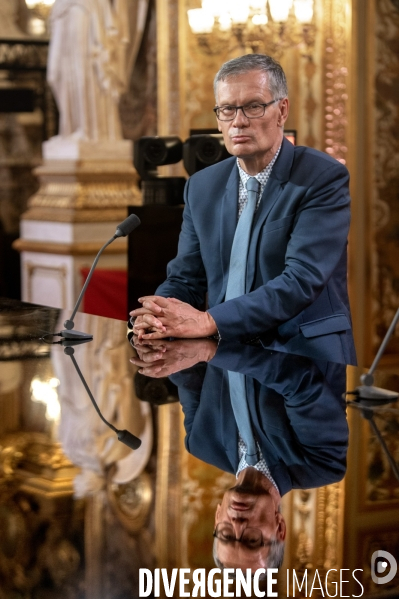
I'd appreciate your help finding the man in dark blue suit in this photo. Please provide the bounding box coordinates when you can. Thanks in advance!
[130,54,356,365]
[131,338,349,571]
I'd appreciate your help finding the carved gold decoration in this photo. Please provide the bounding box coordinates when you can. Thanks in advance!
[21,207,130,223]
[371,0,399,355]
[27,168,142,213]
[107,470,153,534]
[85,492,106,599]
[322,0,350,164]
[291,489,315,573]
[363,401,399,505]
[286,481,344,595]
[188,9,317,59]
[155,402,182,568]
[0,432,79,498]
[0,431,83,597]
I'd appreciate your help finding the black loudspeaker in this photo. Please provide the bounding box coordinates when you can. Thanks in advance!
[0,89,35,112]
[127,204,184,310]
[141,177,186,206]
[133,136,183,179]
[183,134,231,176]
[133,136,186,205]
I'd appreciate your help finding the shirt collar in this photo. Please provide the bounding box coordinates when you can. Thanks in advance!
[236,143,282,187]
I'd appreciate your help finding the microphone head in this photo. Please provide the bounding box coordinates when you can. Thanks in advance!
[117,429,142,450]
[115,214,141,237]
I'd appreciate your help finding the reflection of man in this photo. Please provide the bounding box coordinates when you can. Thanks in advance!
[130,54,356,366]
[131,338,348,571]
[213,457,285,571]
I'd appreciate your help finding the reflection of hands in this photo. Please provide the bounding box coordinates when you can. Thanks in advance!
[130,336,218,377]
[129,296,217,340]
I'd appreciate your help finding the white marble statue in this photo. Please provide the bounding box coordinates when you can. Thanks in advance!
[47,0,130,141]
[0,0,26,38]
[51,315,153,498]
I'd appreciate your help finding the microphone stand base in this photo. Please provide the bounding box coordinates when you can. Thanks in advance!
[60,329,93,341]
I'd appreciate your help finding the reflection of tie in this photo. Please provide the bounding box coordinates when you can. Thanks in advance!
[226,177,260,466]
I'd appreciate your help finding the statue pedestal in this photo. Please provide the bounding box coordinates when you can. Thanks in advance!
[14,139,142,311]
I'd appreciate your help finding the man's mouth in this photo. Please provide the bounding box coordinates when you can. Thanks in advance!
[231,135,250,143]
[230,500,251,511]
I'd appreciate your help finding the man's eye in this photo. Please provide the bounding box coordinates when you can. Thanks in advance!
[221,106,235,113]
[220,532,235,540]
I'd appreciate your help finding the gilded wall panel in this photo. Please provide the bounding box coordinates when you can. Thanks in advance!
[373,0,399,355]
[181,0,326,147]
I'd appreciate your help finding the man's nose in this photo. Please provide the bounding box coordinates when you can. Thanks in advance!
[232,107,250,127]
[230,518,247,537]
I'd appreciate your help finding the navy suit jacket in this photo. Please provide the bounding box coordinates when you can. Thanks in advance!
[171,344,349,496]
[157,137,356,365]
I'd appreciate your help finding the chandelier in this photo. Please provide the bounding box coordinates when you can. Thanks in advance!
[187,0,315,56]
[25,0,55,36]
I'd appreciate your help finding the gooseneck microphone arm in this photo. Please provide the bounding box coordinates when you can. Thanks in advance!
[64,346,142,451]
[346,306,399,403]
[63,236,116,333]
[59,213,141,341]
[360,307,399,387]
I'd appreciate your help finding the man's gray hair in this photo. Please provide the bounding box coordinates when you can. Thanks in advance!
[214,54,288,101]
[213,537,285,571]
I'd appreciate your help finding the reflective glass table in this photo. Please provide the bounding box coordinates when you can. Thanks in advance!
[0,298,398,598]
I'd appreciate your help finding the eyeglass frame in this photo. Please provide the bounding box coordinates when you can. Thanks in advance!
[213,522,273,549]
[213,99,283,121]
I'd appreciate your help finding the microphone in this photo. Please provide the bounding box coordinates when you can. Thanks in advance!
[347,307,399,404]
[60,214,141,340]
[64,345,141,450]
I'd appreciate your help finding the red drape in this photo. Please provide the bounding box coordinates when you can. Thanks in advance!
[81,268,127,320]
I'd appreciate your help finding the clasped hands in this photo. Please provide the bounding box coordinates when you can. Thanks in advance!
[129,295,218,340]
[130,336,218,378]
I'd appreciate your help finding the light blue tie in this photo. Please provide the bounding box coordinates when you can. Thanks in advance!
[226,177,260,466]
[225,177,260,300]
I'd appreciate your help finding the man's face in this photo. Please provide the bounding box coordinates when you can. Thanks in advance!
[215,69,289,174]
[213,474,286,571]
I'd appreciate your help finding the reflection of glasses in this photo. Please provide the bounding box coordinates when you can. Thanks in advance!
[213,99,282,121]
[213,523,273,549]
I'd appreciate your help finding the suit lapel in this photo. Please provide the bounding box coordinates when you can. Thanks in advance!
[246,138,294,291]
[216,163,239,305]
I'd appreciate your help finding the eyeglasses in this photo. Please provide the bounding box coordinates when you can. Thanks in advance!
[213,99,282,121]
[213,522,273,549]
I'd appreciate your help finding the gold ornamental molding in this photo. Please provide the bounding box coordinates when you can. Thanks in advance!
[28,177,142,212]
[21,207,130,223]
[322,0,350,163]
[107,470,153,534]
[0,432,78,498]
[13,239,128,256]
[155,402,182,569]
[21,157,142,220]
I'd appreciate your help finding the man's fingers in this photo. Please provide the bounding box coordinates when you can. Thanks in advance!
[130,352,164,365]
[130,305,162,317]
[133,313,166,332]
[140,331,167,340]
[138,295,171,308]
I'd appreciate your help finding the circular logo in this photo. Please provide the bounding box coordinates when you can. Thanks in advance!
[371,550,398,585]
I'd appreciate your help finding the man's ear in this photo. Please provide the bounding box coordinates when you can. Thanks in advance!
[276,512,286,541]
[215,503,222,525]
[278,98,289,127]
